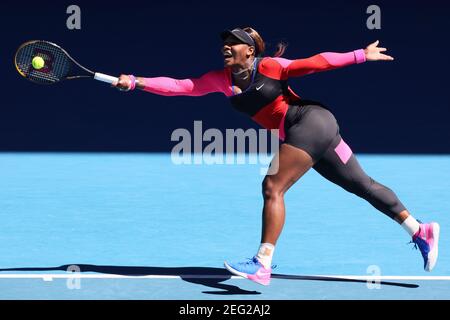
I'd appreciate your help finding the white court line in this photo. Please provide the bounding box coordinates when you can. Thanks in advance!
[315,275,450,281]
[0,274,449,281]
[0,274,241,281]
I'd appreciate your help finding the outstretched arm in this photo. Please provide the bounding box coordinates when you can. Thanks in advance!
[268,40,393,78]
[113,69,232,96]
[283,49,366,77]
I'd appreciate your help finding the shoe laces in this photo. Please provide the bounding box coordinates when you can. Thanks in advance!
[408,240,418,250]
[239,257,258,265]
[247,257,277,269]
[407,218,424,250]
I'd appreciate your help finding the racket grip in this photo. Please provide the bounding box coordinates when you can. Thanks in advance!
[94,72,119,84]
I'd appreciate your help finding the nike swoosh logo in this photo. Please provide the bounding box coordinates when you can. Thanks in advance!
[256,84,265,90]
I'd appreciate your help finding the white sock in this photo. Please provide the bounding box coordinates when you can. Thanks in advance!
[256,243,275,269]
[401,215,420,237]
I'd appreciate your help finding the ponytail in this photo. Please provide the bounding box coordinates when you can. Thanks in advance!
[273,41,288,57]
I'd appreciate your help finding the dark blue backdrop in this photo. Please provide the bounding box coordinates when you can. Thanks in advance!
[1,0,449,152]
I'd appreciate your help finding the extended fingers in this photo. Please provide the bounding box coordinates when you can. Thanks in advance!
[379,53,394,60]
[369,40,379,48]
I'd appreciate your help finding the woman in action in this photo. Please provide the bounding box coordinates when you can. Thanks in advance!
[113,27,440,285]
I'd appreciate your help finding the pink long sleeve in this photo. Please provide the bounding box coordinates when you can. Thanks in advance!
[142,69,232,97]
[270,49,366,78]
[320,49,366,66]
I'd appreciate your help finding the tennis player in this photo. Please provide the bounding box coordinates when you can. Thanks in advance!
[113,27,440,285]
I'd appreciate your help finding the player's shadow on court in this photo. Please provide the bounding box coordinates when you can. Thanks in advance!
[0,264,260,295]
[0,264,419,295]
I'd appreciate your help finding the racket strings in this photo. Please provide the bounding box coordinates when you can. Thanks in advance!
[15,41,72,84]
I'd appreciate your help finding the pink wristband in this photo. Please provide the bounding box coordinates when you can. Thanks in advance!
[354,49,367,64]
[128,75,136,91]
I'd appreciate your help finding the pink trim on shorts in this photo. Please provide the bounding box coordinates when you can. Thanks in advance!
[278,112,287,141]
[334,139,352,164]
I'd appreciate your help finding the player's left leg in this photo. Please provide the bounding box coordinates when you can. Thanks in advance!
[313,136,440,271]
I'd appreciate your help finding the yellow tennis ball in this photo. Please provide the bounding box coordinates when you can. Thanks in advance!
[32,56,45,70]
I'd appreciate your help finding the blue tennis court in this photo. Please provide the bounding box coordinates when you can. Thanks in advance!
[0,153,448,299]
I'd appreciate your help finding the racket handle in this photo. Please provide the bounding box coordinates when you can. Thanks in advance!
[94,72,119,84]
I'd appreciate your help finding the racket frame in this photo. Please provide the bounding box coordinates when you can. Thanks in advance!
[14,40,118,84]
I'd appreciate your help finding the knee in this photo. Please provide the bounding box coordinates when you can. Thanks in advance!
[353,177,399,207]
[262,177,284,201]
[369,181,401,209]
[345,176,373,198]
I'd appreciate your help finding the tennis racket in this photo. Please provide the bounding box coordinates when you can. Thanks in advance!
[14,40,118,85]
